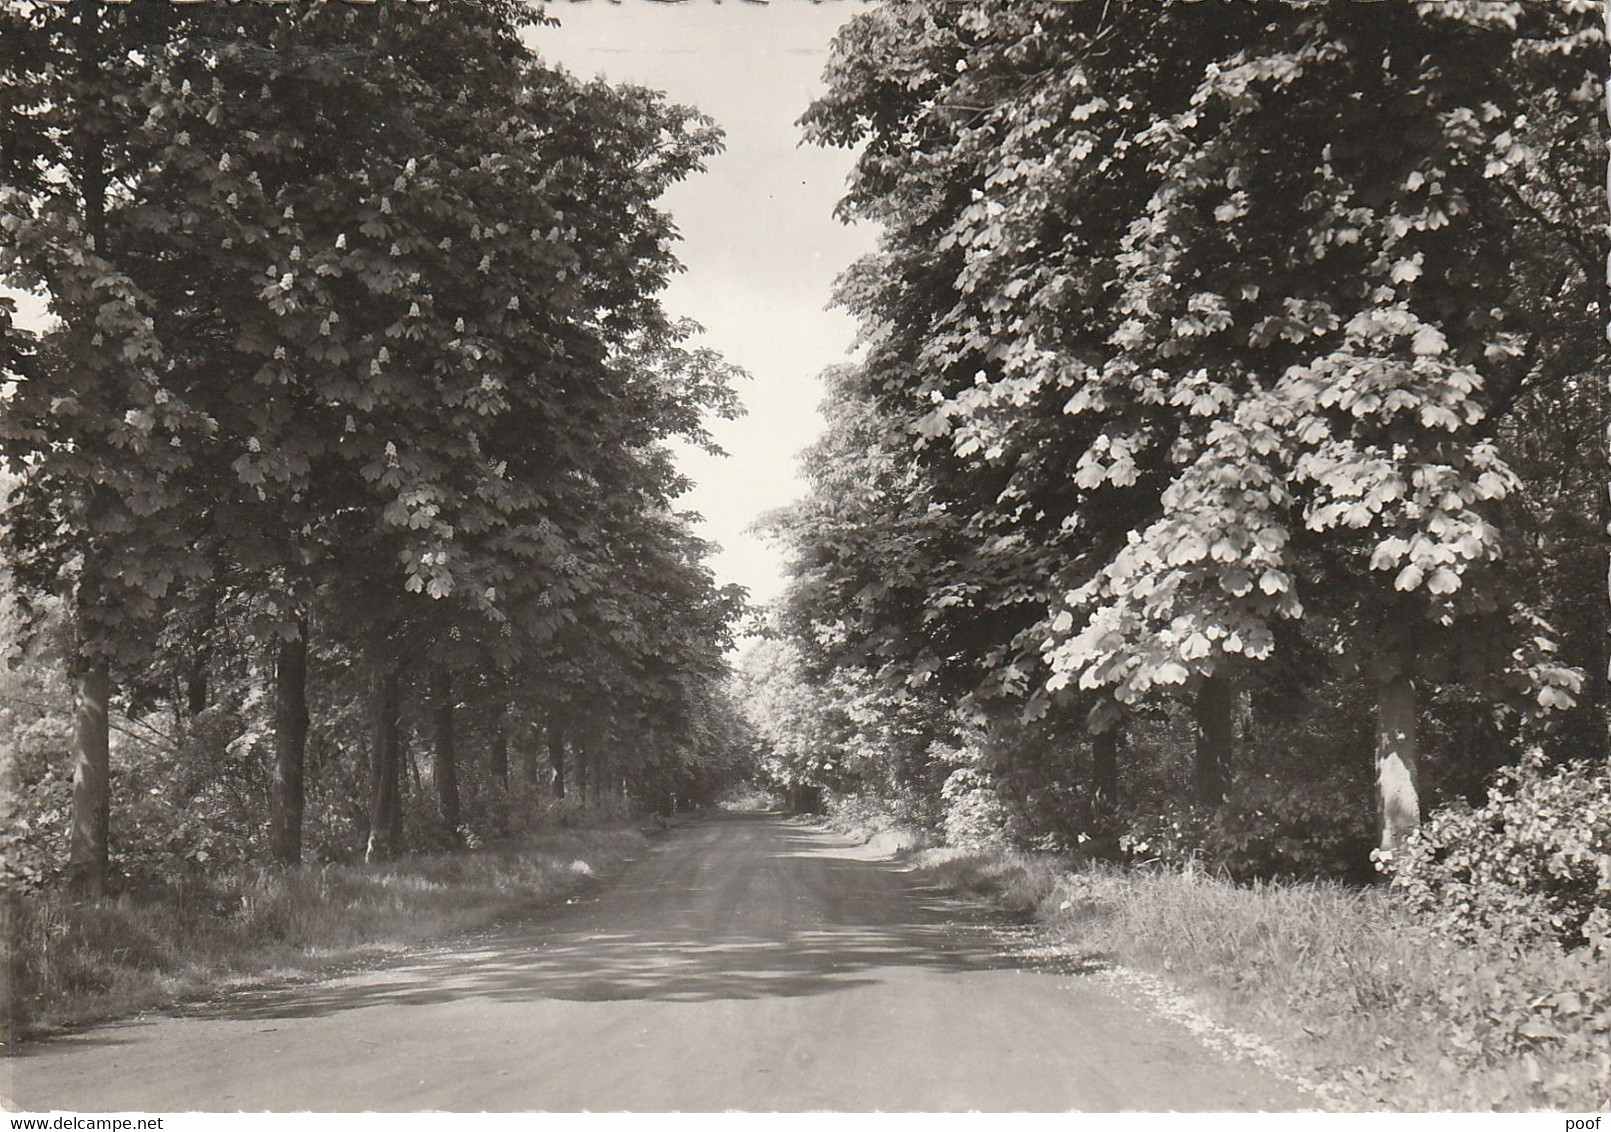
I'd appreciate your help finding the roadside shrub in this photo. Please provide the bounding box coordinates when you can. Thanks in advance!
[1119,779,1374,882]
[824,789,935,840]
[1203,779,1376,882]
[1118,807,1215,870]
[939,767,1010,848]
[1415,935,1611,1107]
[1384,751,1611,952]
[917,847,1611,1109]
[15,827,645,1033]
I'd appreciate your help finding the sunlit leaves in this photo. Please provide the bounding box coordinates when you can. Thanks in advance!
[798,0,1600,740]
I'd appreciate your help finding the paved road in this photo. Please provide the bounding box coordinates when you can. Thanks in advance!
[4,813,1313,1111]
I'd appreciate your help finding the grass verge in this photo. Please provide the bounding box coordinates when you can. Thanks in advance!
[910,846,1611,1112]
[7,825,647,1041]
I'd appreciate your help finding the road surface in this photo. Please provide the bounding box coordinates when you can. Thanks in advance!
[4,813,1315,1111]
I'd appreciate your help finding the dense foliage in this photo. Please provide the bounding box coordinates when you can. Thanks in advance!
[1387,753,1611,953]
[1,1,757,897]
[749,0,1607,882]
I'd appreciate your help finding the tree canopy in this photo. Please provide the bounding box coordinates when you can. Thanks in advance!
[1,0,756,891]
[759,0,1606,867]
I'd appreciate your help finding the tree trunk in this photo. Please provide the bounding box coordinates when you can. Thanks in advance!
[432,667,460,837]
[548,726,566,798]
[269,622,309,867]
[0,891,21,1049]
[185,653,208,717]
[67,0,111,905]
[365,667,402,862]
[521,724,539,790]
[404,742,421,801]
[1191,674,1233,807]
[69,658,110,900]
[1597,408,1611,760]
[489,704,509,792]
[1375,672,1420,852]
[1091,726,1120,815]
[1090,724,1122,859]
[575,741,589,807]
[184,589,217,719]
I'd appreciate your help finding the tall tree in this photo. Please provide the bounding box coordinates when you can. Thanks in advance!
[1,0,216,896]
[431,667,459,837]
[4,0,744,872]
[270,619,308,865]
[799,0,1604,855]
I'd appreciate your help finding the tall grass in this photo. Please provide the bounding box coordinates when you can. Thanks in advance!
[911,847,1611,1111]
[9,827,645,1038]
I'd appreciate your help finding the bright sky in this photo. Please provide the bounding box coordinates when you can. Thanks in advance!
[529,0,879,606]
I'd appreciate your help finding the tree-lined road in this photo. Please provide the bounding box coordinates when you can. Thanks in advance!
[6,815,1313,1112]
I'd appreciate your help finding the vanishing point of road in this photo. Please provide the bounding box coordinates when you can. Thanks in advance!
[5,813,1314,1112]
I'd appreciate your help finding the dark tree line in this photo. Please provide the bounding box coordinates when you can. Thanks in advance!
[749,0,1606,877]
[1,0,754,897]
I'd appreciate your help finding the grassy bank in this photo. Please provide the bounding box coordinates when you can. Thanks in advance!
[911,847,1611,1112]
[6,826,647,1040]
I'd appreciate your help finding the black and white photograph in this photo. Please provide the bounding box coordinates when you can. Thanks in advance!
[0,0,1608,1116]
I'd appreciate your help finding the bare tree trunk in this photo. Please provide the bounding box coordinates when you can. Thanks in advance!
[1091,726,1120,816]
[489,703,509,792]
[0,734,20,1042]
[521,723,539,791]
[431,667,460,838]
[69,658,110,900]
[404,742,421,802]
[1376,672,1420,852]
[548,725,566,798]
[1597,326,1611,760]
[185,653,208,717]
[1192,674,1233,807]
[269,621,309,866]
[1090,724,1122,858]
[366,667,402,862]
[0,891,21,1049]
[575,740,589,807]
[184,588,217,718]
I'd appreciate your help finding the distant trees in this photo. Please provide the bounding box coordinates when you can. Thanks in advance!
[1,0,752,894]
[764,0,1606,869]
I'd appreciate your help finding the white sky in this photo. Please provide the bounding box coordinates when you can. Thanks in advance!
[530,0,879,606]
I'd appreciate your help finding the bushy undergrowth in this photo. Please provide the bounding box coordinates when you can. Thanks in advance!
[1120,779,1377,883]
[939,767,1012,848]
[823,789,936,843]
[717,783,783,812]
[8,826,645,1036]
[1384,752,1611,953]
[912,849,1611,1111]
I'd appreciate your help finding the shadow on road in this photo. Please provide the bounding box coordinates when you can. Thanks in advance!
[9,815,1020,1058]
[137,816,1018,1023]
